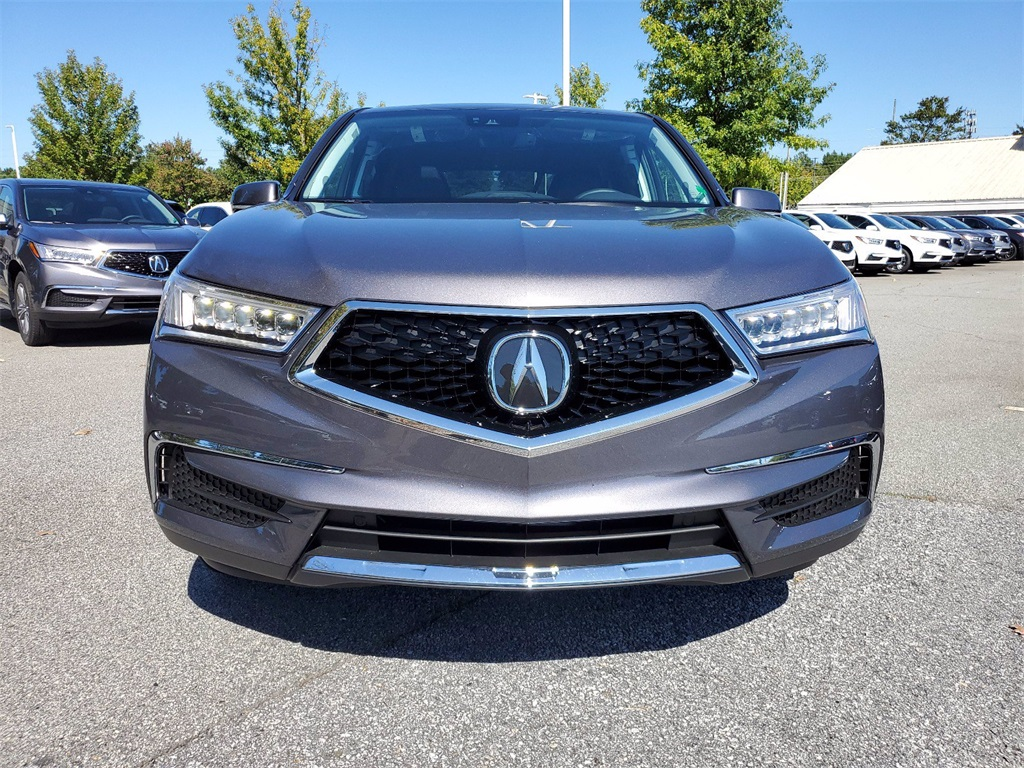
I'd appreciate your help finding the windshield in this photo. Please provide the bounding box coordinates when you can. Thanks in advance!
[970,215,1006,228]
[814,212,856,230]
[915,216,947,229]
[871,214,907,229]
[22,185,180,225]
[300,109,714,206]
[939,217,970,230]
[890,215,922,229]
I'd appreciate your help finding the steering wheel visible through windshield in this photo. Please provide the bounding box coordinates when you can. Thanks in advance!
[300,108,714,207]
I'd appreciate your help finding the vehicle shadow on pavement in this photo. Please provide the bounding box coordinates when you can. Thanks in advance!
[187,559,788,661]
[0,316,154,346]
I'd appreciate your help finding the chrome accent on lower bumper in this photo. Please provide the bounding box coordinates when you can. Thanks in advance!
[300,553,744,589]
[146,431,346,503]
[705,431,880,474]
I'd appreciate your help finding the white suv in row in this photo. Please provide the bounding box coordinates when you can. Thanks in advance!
[785,210,901,274]
[831,211,955,273]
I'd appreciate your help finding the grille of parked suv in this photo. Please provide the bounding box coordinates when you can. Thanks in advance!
[46,290,98,307]
[758,446,871,527]
[108,296,162,312]
[103,250,189,278]
[312,310,735,436]
[311,507,737,566]
[885,239,900,251]
[938,238,951,248]
[156,444,286,528]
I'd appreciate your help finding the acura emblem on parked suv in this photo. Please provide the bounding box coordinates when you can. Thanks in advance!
[148,253,170,274]
[487,331,571,414]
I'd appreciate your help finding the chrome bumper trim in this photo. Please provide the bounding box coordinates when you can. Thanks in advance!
[146,431,345,504]
[301,553,744,589]
[705,431,880,474]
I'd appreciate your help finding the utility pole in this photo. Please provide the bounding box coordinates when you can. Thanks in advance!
[522,93,548,105]
[562,0,570,106]
[891,99,897,122]
[5,125,19,178]
[963,110,977,139]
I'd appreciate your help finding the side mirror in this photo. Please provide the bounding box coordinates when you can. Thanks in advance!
[231,181,280,212]
[0,213,8,230]
[731,187,782,213]
[183,216,202,228]
[866,224,878,231]
[809,223,823,231]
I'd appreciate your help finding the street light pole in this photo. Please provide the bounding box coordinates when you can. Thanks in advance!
[562,0,570,106]
[5,125,20,178]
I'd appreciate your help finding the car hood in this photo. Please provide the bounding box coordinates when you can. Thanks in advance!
[24,222,204,251]
[180,201,851,311]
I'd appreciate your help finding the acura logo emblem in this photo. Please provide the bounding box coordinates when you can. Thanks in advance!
[487,330,571,414]
[148,254,170,274]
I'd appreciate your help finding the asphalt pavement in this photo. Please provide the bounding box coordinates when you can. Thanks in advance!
[1,262,1022,767]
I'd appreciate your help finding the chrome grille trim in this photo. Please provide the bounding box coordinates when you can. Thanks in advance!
[289,301,759,457]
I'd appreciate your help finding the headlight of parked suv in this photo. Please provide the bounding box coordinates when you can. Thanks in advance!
[855,235,883,245]
[727,279,872,356]
[29,242,101,265]
[157,274,321,352]
[910,235,936,244]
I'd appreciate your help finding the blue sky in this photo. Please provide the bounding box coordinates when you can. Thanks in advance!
[0,0,1021,171]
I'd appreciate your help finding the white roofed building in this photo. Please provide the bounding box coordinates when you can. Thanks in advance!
[797,135,1024,214]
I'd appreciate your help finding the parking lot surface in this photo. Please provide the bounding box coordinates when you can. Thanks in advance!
[1,262,1022,767]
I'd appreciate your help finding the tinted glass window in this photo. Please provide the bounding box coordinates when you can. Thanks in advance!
[938,217,970,230]
[0,185,13,219]
[968,215,1005,228]
[871,214,906,229]
[814,213,855,229]
[22,185,180,225]
[890,216,922,229]
[301,109,713,206]
[192,207,228,226]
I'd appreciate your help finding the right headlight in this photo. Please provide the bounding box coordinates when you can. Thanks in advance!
[726,280,872,356]
[157,274,321,353]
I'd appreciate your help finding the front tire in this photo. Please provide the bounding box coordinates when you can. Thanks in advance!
[885,248,913,274]
[14,273,54,346]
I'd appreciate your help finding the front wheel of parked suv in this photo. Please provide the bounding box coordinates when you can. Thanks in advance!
[885,248,913,274]
[13,273,54,346]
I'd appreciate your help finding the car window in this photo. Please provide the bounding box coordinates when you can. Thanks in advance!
[192,207,228,227]
[813,212,855,230]
[22,185,180,225]
[0,185,13,219]
[301,109,713,206]
[844,215,869,228]
[871,214,906,229]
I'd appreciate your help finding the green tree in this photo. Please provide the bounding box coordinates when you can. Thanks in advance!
[23,50,142,182]
[820,150,853,171]
[632,0,833,191]
[140,136,231,208]
[205,0,365,185]
[553,63,610,108]
[1012,124,1023,136]
[882,96,966,144]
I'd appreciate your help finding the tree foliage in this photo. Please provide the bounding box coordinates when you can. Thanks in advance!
[23,50,143,182]
[632,0,833,190]
[140,136,231,208]
[882,96,966,144]
[553,63,610,108]
[205,0,365,185]
[1012,124,1023,136]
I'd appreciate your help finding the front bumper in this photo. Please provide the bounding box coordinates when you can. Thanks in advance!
[31,261,164,326]
[145,328,885,589]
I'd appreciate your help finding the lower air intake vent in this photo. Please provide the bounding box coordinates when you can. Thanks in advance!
[157,444,286,528]
[759,447,871,527]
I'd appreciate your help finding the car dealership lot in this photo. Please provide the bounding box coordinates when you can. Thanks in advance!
[1,263,1021,767]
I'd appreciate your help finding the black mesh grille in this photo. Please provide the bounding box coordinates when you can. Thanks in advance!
[103,250,188,277]
[109,296,161,312]
[885,239,901,251]
[314,507,735,566]
[46,290,98,307]
[759,447,871,527]
[158,445,285,528]
[938,238,951,249]
[312,310,735,436]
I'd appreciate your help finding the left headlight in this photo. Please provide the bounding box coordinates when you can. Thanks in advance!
[157,274,321,353]
[30,242,101,265]
[726,279,872,356]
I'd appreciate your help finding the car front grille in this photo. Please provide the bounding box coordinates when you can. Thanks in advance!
[46,290,98,307]
[938,238,951,248]
[108,296,162,312]
[103,250,188,278]
[758,447,871,527]
[156,445,286,528]
[885,239,901,251]
[311,309,736,436]
[311,507,737,567]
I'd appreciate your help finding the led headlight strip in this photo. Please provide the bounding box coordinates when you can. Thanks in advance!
[726,279,872,356]
[158,274,321,352]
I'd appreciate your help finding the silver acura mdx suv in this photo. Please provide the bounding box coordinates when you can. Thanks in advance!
[145,105,884,590]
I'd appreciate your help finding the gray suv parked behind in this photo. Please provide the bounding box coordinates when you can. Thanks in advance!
[145,105,885,590]
[0,179,204,345]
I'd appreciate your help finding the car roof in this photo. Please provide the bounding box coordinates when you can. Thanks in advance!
[353,103,649,121]
[0,178,149,193]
